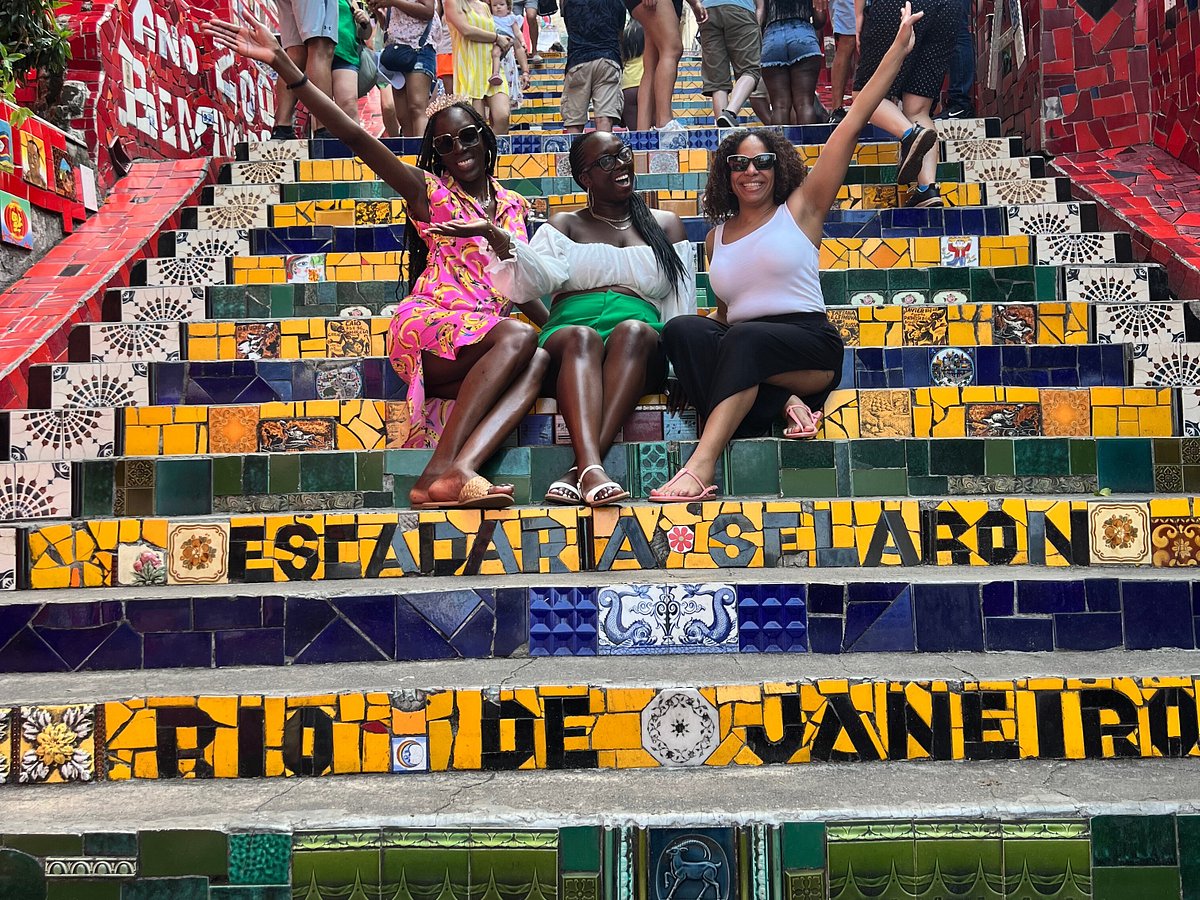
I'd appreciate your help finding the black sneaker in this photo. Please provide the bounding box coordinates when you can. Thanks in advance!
[715,109,737,128]
[270,125,295,140]
[896,124,938,184]
[904,184,943,208]
[937,104,975,120]
[312,127,333,140]
[828,106,848,125]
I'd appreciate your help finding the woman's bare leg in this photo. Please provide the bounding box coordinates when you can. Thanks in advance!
[763,68,792,125]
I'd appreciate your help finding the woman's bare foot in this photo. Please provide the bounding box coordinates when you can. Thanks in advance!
[410,465,513,507]
[649,460,718,500]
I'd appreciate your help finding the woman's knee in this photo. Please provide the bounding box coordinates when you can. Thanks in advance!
[608,320,660,354]
[549,324,605,357]
[491,319,540,359]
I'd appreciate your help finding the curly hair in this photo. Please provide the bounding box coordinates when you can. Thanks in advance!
[701,128,808,224]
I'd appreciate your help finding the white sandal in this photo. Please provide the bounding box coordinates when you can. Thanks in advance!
[544,468,583,505]
[577,464,630,508]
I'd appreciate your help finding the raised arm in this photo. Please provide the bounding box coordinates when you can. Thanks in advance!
[203,15,434,221]
[787,1,921,242]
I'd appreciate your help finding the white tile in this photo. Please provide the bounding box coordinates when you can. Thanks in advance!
[1005,202,1083,235]
[0,461,72,520]
[225,159,295,185]
[77,323,182,362]
[940,235,979,268]
[942,138,1017,161]
[48,363,150,408]
[932,119,991,141]
[597,583,737,655]
[141,256,226,287]
[116,287,206,322]
[194,203,269,229]
[965,157,1034,181]
[0,528,18,589]
[640,688,720,767]
[1088,501,1151,565]
[1065,266,1153,305]
[7,408,118,461]
[208,183,279,206]
[1095,304,1184,358]
[983,178,1060,204]
[172,228,252,258]
[244,140,311,161]
[1036,233,1121,266]
[1132,343,1200,387]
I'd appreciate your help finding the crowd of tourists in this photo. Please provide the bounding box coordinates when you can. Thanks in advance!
[203,0,974,509]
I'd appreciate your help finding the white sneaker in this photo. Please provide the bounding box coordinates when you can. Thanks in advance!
[655,119,686,131]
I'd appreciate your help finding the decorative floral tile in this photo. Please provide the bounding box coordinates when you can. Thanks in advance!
[891,290,927,305]
[117,542,168,587]
[941,235,978,267]
[285,254,326,283]
[1132,344,1200,387]
[933,290,969,305]
[934,119,990,141]
[1089,502,1151,565]
[8,408,117,461]
[597,583,737,655]
[0,462,72,520]
[1095,304,1184,356]
[167,523,230,585]
[17,705,95,784]
[982,177,1058,205]
[640,689,719,767]
[142,255,225,287]
[850,292,886,306]
[227,159,294,185]
[50,363,150,408]
[209,406,261,454]
[1040,389,1092,436]
[1036,233,1118,266]
[173,228,251,258]
[1149,518,1200,567]
[117,286,206,322]
[962,157,1033,182]
[1005,202,1080,235]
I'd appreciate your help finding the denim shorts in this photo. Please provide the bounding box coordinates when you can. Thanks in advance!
[511,0,527,13]
[762,18,822,68]
[411,43,436,77]
[831,0,855,35]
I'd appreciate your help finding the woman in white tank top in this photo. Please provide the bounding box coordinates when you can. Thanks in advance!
[651,2,927,501]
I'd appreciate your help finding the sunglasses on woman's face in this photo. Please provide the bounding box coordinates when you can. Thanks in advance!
[432,124,483,156]
[728,152,777,172]
[586,144,634,173]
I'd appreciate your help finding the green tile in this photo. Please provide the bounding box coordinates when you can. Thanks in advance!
[1154,438,1182,465]
[1093,866,1181,899]
[242,456,269,495]
[1035,264,1061,301]
[121,877,210,900]
[268,455,300,494]
[729,440,780,496]
[850,468,908,496]
[983,439,1014,475]
[1096,439,1155,493]
[560,826,601,871]
[889,268,928,291]
[781,823,825,869]
[907,475,949,496]
[1014,439,1070,476]
[915,838,1002,897]
[780,440,835,469]
[828,838,915,899]
[354,453,384,491]
[377,846,456,899]
[904,441,929,476]
[1185,466,1200,494]
[228,833,291,886]
[1003,838,1090,900]
[155,459,212,516]
[850,439,906,469]
[209,889,290,900]
[1092,815,1177,867]
[299,453,355,492]
[1180,816,1200,899]
[3,834,83,856]
[929,439,985,475]
[481,447,531,477]
[846,270,889,293]
[781,468,838,498]
[927,266,971,292]
[269,285,296,318]
[139,830,228,878]
[384,449,433,476]
[392,477,419,508]
[209,288,246,319]
[1069,439,1097,475]
[212,456,243,496]
[83,833,138,856]
[48,880,119,900]
[0,848,45,898]
[504,476,531,505]
[79,460,115,517]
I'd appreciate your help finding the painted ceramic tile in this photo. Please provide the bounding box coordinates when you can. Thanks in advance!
[933,119,989,141]
[1183,389,1200,438]
[195,202,269,229]
[43,857,137,877]
[942,138,1012,161]
[227,159,293,185]
[941,235,979,268]
[50,363,150,408]
[983,177,1057,205]
[1036,233,1118,266]
[390,735,429,772]
[597,583,737,655]
[0,191,34,248]
[929,348,976,386]
[859,390,912,436]
[245,140,311,161]
[1095,304,1184,355]
[0,527,16,590]
[1133,344,1200,387]
[1006,202,1080,235]
[235,323,282,359]
[891,290,927,306]
[143,255,225,287]
[1040,390,1092,436]
[851,292,886,306]
[173,229,251,258]
[8,408,117,460]
[967,403,1042,437]
[1089,502,1151,565]
[167,523,230,585]
[315,362,364,399]
[118,286,207,322]
[0,461,71,520]
[327,319,373,357]
[285,254,326,283]
[257,418,335,452]
[992,305,1036,344]
[648,829,737,900]
[0,708,8,783]
[82,323,182,362]
[640,689,720,767]
[117,542,168,587]
[20,132,48,189]
[903,308,948,345]
[933,290,969,305]
[209,406,261,454]
[17,705,95,784]
[1149,518,1200,567]
[1065,265,1152,305]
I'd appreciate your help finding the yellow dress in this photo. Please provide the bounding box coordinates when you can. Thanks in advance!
[451,1,508,99]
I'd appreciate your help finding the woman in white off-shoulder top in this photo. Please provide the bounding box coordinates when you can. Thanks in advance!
[493,131,697,506]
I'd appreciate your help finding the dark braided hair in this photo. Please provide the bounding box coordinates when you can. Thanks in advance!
[568,132,687,289]
[702,128,808,224]
[400,101,500,294]
[765,0,816,24]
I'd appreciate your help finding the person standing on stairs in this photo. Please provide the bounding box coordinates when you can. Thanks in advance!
[560,0,627,133]
[760,0,829,124]
[697,0,764,129]
[826,0,857,123]
[652,3,924,503]
[628,0,709,131]
[852,0,953,207]
[491,132,696,507]
[371,0,438,138]
[205,16,550,510]
[443,0,516,133]
[270,0,340,138]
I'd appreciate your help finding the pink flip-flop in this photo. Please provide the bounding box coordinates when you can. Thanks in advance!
[649,467,719,503]
[784,403,822,439]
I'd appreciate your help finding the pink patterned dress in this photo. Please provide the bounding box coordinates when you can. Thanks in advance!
[389,171,531,448]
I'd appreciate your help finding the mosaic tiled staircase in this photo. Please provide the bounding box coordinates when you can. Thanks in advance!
[2,57,1200,900]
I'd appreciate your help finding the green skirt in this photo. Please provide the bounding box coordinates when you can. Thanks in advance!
[537,289,664,347]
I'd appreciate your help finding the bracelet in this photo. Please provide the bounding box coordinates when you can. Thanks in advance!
[286,74,308,90]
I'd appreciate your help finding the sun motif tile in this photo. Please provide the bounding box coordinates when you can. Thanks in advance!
[640,689,719,767]
[1132,344,1200,387]
[167,523,230,585]
[8,408,117,460]
[208,183,279,206]
[942,138,1014,161]
[1005,202,1081,235]
[172,228,251,258]
[0,709,9,784]
[1036,233,1119,266]
[195,203,269,229]
[0,462,72,520]
[78,323,181,362]
[208,406,261,454]
[964,156,1033,181]
[49,363,150,408]
[142,255,225,287]
[245,140,311,162]
[1065,265,1152,305]
[597,583,738,655]
[116,286,206,322]
[1089,502,1151,565]
[17,705,95,784]
[227,159,294,184]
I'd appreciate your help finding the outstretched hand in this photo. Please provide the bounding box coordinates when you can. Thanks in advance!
[892,1,924,53]
[202,15,282,66]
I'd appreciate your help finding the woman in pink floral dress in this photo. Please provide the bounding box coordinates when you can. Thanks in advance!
[206,16,548,509]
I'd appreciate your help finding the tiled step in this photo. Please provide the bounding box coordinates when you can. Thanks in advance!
[27,360,403,408]
[16,494,1200,591]
[0,572,1194,672]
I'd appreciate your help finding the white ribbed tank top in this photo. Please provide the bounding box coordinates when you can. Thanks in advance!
[709,204,825,322]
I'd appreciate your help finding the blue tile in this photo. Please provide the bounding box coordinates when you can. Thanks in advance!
[737,584,807,653]
[34,624,119,670]
[913,583,984,651]
[194,596,263,631]
[284,597,337,656]
[1054,612,1122,650]
[294,616,387,664]
[0,627,70,672]
[332,595,396,658]
[215,628,285,666]
[847,589,914,651]
[448,606,496,657]
[1017,580,1085,614]
[78,623,143,671]
[1124,580,1194,649]
[144,631,212,669]
[807,616,842,653]
[1084,578,1121,612]
[985,617,1053,651]
[981,581,1014,616]
[807,583,844,614]
[528,587,597,656]
[396,599,459,660]
[493,588,527,657]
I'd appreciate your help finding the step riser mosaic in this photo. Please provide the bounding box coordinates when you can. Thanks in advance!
[4,816,1194,900]
[0,577,1195,672]
[10,497,1200,590]
[4,678,1200,787]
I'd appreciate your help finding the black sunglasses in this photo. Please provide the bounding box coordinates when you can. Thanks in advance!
[585,144,634,173]
[728,152,777,172]
[432,124,483,156]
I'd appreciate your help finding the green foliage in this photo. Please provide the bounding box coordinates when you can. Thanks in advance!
[0,0,73,122]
